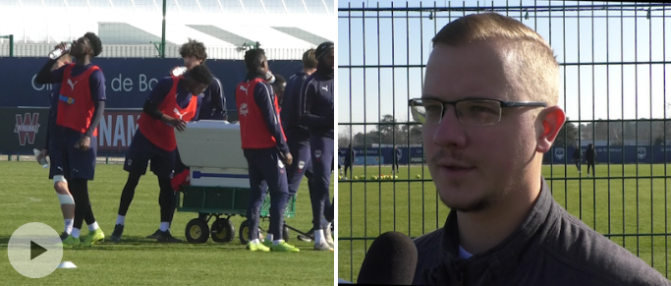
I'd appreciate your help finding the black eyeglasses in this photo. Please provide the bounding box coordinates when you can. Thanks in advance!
[408,98,547,126]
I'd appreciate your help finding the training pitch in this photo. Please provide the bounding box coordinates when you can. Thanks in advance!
[0,160,333,285]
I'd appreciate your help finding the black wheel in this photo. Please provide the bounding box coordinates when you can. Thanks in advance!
[283,225,290,242]
[185,218,209,243]
[239,220,266,244]
[239,220,250,244]
[211,218,235,243]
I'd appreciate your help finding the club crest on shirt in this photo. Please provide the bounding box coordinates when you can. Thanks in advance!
[239,103,249,116]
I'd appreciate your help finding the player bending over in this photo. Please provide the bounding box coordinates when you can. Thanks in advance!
[162,39,227,237]
[110,65,213,243]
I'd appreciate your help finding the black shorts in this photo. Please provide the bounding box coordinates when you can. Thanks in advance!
[123,131,175,178]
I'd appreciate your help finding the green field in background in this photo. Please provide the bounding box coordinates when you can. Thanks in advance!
[338,164,671,281]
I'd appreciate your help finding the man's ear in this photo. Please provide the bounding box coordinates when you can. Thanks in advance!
[536,106,566,153]
[85,44,93,56]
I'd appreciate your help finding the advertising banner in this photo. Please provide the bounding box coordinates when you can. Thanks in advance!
[0,57,302,122]
[1,107,142,155]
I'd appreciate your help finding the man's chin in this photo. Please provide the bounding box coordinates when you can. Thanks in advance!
[439,189,491,213]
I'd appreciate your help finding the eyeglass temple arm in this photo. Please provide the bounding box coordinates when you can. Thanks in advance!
[501,101,548,107]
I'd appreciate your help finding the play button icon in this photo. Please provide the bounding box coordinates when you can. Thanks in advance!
[31,241,47,260]
[8,222,63,278]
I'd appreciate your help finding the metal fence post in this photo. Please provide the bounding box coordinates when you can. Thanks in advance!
[161,0,167,58]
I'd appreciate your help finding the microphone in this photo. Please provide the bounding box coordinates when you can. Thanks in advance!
[357,231,418,285]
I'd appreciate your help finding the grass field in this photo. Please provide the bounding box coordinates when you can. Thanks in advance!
[0,161,333,285]
[338,164,671,281]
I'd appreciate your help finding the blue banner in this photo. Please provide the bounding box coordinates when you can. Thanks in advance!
[339,146,671,166]
[543,146,671,164]
[0,58,302,114]
[338,147,424,165]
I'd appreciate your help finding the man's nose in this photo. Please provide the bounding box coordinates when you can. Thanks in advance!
[432,105,467,147]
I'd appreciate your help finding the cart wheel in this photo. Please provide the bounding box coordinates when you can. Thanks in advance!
[185,218,209,243]
[211,218,235,243]
[239,220,250,244]
[283,225,290,242]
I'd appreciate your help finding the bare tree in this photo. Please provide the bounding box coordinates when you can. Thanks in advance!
[338,126,352,148]
[378,114,397,145]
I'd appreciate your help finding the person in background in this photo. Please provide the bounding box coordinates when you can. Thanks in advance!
[273,74,286,112]
[168,39,227,231]
[392,145,401,175]
[281,49,324,244]
[343,144,355,180]
[236,48,298,252]
[300,42,335,251]
[586,143,596,177]
[572,145,582,174]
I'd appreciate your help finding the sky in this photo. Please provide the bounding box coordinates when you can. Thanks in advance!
[336,0,671,136]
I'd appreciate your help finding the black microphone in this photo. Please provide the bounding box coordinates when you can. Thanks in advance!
[357,231,418,285]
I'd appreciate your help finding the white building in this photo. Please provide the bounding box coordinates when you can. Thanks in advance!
[0,0,333,59]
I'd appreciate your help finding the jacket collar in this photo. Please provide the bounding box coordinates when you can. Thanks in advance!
[426,177,556,284]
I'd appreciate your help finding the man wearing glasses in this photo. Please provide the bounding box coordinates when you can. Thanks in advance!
[409,13,668,285]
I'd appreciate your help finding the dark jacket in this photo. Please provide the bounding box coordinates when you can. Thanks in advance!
[586,148,596,162]
[280,72,310,141]
[299,72,333,139]
[345,147,355,164]
[412,178,670,286]
[198,76,226,120]
[573,148,581,160]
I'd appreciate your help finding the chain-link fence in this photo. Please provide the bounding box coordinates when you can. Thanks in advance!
[338,0,671,281]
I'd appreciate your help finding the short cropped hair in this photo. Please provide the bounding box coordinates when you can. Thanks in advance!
[179,39,208,62]
[84,32,102,57]
[186,64,213,86]
[302,49,317,69]
[432,13,559,106]
[244,49,266,71]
